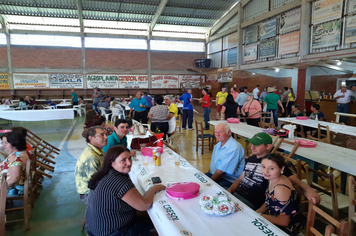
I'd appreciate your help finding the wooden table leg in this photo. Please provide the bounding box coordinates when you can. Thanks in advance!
[69,120,74,128]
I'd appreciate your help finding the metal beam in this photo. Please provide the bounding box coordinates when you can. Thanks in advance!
[0,14,13,89]
[241,0,253,7]
[316,64,353,74]
[241,0,301,28]
[210,3,239,36]
[208,25,238,42]
[149,0,169,34]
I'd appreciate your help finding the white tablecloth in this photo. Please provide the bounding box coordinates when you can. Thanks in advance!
[0,105,11,111]
[56,103,72,107]
[278,117,356,136]
[209,120,356,176]
[0,109,74,121]
[129,147,287,236]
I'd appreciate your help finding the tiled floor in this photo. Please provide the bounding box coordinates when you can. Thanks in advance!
[2,113,354,235]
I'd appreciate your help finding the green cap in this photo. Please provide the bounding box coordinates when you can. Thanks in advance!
[246,132,272,145]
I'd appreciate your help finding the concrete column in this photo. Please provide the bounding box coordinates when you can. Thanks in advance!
[0,15,13,90]
[147,36,152,89]
[296,68,306,112]
[236,4,244,70]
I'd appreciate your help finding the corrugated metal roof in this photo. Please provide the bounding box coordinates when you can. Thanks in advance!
[0,0,239,34]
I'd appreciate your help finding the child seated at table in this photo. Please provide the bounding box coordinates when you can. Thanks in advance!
[256,153,301,235]
[18,98,27,110]
[46,97,56,107]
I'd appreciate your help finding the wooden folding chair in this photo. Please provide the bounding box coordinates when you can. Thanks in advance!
[259,111,275,128]
[195,121,216,154]
[348,176,356,235]
[306,200,350,236]
[272,138,304,179]
[5,159,31,231]
[0,173,7,236]
[307,124,331,144]
[306,166,349,220]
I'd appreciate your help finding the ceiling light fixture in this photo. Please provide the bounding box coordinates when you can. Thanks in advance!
[275,68,280,72]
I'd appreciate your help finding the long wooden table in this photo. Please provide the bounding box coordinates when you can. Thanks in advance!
[129,146,287,236]
[209,120,356,193]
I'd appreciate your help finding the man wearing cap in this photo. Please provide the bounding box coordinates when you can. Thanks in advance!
[205,123,245,188]
[333,85,354,124]
[263,87,284,127]
[227,132,321,210]
[178,88,194,130]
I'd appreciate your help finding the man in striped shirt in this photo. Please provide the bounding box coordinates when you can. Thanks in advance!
[75,126,108,204]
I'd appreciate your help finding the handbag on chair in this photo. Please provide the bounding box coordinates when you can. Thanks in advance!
[130,136,158,150]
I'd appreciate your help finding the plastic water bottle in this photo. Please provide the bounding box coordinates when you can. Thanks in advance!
[315,115,318,121]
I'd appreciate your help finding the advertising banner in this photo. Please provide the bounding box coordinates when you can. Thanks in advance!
[280,8,301,34]
[205,74,218,83]
[345,15,356,44]
[259,18,277,40]
[313,0,342,25]
[244,43,258,62]
[50,74,83,88]
[87,75,118,88]
[217,68,233,83]
[152,75,179,88]
[279,31,300,55]
[119,75,148,88]
[227,48,238,64]
[259,38,276,58]
[244,24,258,44]
[347,0,356,14]
[312,20,341,49]
[179,75,203,88]
[0,74,10,89]
[13,74,49,89]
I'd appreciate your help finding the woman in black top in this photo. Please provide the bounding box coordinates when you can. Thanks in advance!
[221,94,238,120]
[85,146,166,236]
[288,104,303,117]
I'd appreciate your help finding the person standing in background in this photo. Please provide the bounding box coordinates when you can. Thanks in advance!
[71,88,78,106]
[92,87,104,115]
[252,85,260,100]
[333,85,354,124]
[281,87,289,117]
[286,87,296,116]
[215,87,228,120]
[263,87,284,127]
[259,87,268,105]
[179,88,194,130]
[128,91,149,124]
[273,86,279,95]
[235,87,247,113]
[230,87,239,100]
[199,88,211,130]
[142,92,153,122]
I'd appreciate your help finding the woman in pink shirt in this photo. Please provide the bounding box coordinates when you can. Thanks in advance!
[241,93,261,127]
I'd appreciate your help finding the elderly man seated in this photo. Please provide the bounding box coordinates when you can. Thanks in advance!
[205,123,245,188]
[75,126,108,204]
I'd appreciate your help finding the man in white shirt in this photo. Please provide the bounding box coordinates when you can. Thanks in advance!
[333,85,355,124]
[252,85,260,100]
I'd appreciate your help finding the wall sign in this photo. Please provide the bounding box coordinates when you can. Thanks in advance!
[179,75,203,88]
[119,75,148,88]
[217,68,233,83]
[13,74,49,89]
[244,24,258,44]
[50,74,83,88]
[87,75,118,88]
[205,74,218,83]
[313,0,342,25]
[152,75,179,88]
[345,15,356,44]
[244,43,258,62]
[0,74,10,89]
[259,18,277,40]
[312,20,341,49]
[279,31,300,55]
[227,48,238,65]
[280,8,300,34]
[259,38,276,58]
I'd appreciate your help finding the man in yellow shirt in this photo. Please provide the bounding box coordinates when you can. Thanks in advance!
[216,87,228,120]
[164,95,178,136]
[75,126,108,204]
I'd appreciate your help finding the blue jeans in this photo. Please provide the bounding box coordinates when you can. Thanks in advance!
[337,103,349,124]
[267,109,279,127]
[92,103,99,114]
[205,172,232,189]
[203,107,210,129]
[182,109,193,129]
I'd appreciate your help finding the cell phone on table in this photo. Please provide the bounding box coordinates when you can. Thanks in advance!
[151,176,162,184]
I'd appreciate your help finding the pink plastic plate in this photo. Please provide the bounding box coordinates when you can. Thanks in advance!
[296,116,308,120]
[166,182,200,200]
[294,139,317,148]
[0,130,11,133]
[141,147,163,157]
[227,118,240,123]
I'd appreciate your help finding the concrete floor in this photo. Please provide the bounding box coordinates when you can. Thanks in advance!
[2,112,354,235]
